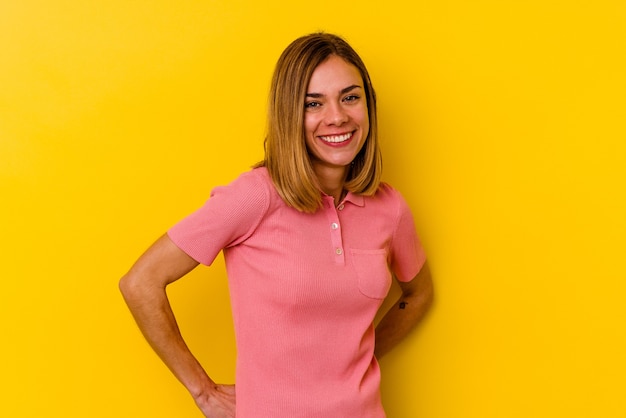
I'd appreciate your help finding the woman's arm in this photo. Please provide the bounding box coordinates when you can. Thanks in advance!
[119,234,235,417]
[374,261,434,359]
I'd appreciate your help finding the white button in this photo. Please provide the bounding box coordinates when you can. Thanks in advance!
[331,222,339,230]
[335,248,343,255]
[337,204,345,211]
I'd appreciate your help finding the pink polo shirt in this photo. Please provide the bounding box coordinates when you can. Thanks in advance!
[168,167,425,417]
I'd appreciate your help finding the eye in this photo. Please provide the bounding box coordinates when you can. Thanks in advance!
[305,101,322,110]
[343,94,360,103]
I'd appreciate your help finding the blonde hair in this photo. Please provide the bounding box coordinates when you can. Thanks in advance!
[260,33,382,213]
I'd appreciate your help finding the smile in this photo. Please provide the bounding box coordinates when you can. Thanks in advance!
[319,132,353,144]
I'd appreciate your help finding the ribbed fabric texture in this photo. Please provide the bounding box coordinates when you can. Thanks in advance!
[168,167,425,417]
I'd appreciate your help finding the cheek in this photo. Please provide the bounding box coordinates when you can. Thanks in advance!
[303,117,317,150]
[362,113,370,132]
[304,115,317,137]
[357,108,370,136]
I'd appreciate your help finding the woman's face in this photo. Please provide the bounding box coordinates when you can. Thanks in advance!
[304,55,369,176]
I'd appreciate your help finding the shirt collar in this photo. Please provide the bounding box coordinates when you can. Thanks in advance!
[320,191,365,208]
[343,191,364,207]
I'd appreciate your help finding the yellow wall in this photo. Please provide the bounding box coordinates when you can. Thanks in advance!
[1,1,624,417]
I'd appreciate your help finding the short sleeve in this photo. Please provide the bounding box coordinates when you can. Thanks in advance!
[167,169,270,265]
[389,191,426,282]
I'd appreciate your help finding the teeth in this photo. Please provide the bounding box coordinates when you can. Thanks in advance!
[320,133,352,143]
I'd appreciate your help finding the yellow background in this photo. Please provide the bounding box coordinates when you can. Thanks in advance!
[1,1,625,417]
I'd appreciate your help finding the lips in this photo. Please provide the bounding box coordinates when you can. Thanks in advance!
[319,132,353,144]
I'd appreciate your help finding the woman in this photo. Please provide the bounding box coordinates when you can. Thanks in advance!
[120,32,433,418]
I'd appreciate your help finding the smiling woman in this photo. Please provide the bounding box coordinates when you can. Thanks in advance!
[262,33,383,213]
[119,32,433,418]
[304,55,370,203]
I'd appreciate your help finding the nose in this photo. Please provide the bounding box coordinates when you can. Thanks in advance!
[324,102,349,126]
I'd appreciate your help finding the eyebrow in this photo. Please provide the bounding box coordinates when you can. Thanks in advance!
[306,84,362,98]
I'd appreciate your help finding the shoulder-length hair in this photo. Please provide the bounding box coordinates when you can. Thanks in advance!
[259,32,382,213]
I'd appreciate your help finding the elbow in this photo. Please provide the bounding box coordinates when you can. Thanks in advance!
[405,271,434,311]
[417,263,435,308]
[118,273,133,302]
[425,274,434,301]
[424,280,434,311]
[420,271,434,310]
[119,268,167,308]
[118,272,143,305]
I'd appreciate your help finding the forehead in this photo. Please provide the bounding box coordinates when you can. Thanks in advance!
[307,55,363,91]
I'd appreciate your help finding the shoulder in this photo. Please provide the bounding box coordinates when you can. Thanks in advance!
[370,182,408,208]
[367,182,414,222]
[212,167,272,199]
[222,166,271,188]
[376,182,401,198]
[210,166,290,217]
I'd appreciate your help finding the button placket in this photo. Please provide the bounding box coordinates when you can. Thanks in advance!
[323,197,345,264]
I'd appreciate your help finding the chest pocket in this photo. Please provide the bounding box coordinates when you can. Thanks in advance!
[350,249,392,299]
